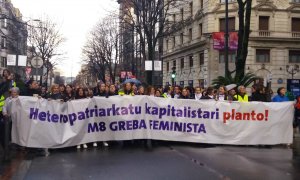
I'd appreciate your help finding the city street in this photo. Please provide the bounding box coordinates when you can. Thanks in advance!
[1,137,300,180]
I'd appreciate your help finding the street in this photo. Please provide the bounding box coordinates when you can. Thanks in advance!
[1,138,300,180]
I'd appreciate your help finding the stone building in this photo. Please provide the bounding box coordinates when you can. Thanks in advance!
[162,0,300,91]
[0,0,27,75]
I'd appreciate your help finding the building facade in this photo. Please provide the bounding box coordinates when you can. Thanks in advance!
[0,0,27,76]
[162,0,300,91]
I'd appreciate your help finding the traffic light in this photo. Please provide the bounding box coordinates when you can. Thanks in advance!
[171,67,176,86]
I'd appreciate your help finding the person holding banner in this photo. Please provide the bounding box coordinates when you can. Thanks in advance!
[234,86,249,102]
[75,88,88,149]
[64,84,75,102]
[194,87,202,100]
[137,85,145,95]
[272,87,289,102]
[179,88,191,99]
[147,86,155,97]
[294,96,300,133]
[216,86,228,101]
[118,83,134,96]
[47,84,64,100]
[22,79,41,97]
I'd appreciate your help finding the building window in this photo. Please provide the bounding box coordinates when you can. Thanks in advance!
[289,50,300,63]
[167,62,170,71]
[220,0,236,2]
[180,33,184,44]
[189,55,193,68]
[256,49,270,63]
[259,16,269,31]
[200,0,203,9]
[199,53,204,65]
[188,28,192,42]
[172,14,176,23]
[199,23,202,38]
[219,51,236,63]
[1,57,7,67]
[173,36,176,48]
[180,58,184,69]
[292,18,300,32]
[1,18,7,28]
[166,39,169,50]
[189,2,193,16]
[173,60,176,69]
[1,36,7,49]
[291,0,300,3]
[219,17,235,32]
[180,8,184,21]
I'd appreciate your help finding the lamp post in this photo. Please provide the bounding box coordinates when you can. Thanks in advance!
[224,0,229,78]
[286,64,300,79]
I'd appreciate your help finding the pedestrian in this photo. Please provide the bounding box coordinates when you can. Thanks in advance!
[173,86,181,99]
[147,86,155,97]
[94,83,107,97]
[234,85,249,102]
[118,83,134,96]
[162,86,173,98]
[59,84,66,96]
[179,88,191,99]
[40,86,48,99]
[216,86,228,101]
[251,85,268,102]
[108,84,118,96]
[75,87,88,149]
[226,86,237,101]
[64,84,75,101]
[272,87,289,102]
[294,96,300,134]
[201,87,215,100]
[137,85,145,95]
[47,84,64,100]
[194,87,202,100]
[22,79,41,97]
[154,89,162,98]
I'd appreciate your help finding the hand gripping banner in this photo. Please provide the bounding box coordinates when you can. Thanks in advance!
[9,96,294,148]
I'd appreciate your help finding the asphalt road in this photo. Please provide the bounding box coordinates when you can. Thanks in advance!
[2,140,299,180]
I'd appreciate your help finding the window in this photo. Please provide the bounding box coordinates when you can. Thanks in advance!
[199,23,203,37]
[1,36,6,49]
[256,49,270,63]
[188,28,192,41]
[180,8,184,21]
[220,0,236,2]
[219,17,235,32]
[180,58,184,69]
[289,50,300,63]
[219,51,236,63]
[173,36,176,48]
[180,33,184,44]
[1,57,7,67]
[199,53,204,65]
[167,62,170,71]
[291,0,300,3]
[173,60,176,69]
[1,18,7,28]
[200,0,203,9]
[166,39,169,50]
[292,18,300,32]
[259,16,269,31]
[189,55,193,68]
[189,2,193,16]
[172,14,176,22]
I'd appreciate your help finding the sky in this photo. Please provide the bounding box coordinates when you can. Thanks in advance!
[11,0,119,77]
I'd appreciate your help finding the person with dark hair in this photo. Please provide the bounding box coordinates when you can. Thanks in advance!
[40,86,48,98]
[137,85,145,95]
[22,79,41,97]
[154,89,162,98]
[173,86,181,99]
[162,86,173,98]
[59,84,66,95]
[179,88,191,99]
[147,86,155,96]
[75,87,87,149]
[216,86,228,101]
[108,84,118,96]
[94,83,107,97]
[272,87,289,102]
[201,87,215,100]
[251,85,268,102]
[294,96,300,134]
[64,84,74,101]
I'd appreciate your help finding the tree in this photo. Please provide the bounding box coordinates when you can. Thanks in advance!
[82,15,120,84]
[119,0,187,85]
[28,16,66,85]
[235,0,252,79]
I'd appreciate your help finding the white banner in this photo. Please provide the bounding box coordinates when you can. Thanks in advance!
[9,96,294,148]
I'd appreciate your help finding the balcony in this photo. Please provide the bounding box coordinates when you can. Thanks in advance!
[250,30,300,40]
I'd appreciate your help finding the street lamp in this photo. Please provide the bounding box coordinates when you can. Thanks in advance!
[224,0,229,77]
[286,64,300,79]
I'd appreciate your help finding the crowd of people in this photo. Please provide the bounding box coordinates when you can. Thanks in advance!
[1,68,300,156]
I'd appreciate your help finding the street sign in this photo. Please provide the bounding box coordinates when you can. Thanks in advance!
[31,57,43,68]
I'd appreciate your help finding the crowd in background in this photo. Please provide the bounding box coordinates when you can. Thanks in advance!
[1,69,300,155]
